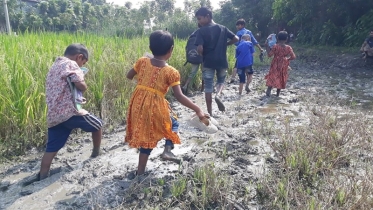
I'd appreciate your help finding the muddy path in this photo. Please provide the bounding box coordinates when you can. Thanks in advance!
[0,49,372,210]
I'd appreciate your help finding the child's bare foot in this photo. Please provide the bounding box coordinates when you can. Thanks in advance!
[90,147,101,158]
[161,150,181,164]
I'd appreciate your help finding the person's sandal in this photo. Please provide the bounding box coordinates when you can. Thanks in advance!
[215,96,226,112]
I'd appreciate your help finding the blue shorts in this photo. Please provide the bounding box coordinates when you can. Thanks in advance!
[46,114,103,152]
[202,67,227,93]
[238,65,254,83]
[139,116,179,155]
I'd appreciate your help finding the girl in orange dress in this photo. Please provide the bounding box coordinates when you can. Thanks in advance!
[126,30,208,177]
[265,31,296,97]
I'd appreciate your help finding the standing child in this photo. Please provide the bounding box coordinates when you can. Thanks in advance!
[230,19,263,83]
[264,31,296,97]
[39,44,103,180]
[236,34,255,95]
[125,30,208,177]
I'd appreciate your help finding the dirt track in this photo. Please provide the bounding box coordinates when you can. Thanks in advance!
[0,49,372,209]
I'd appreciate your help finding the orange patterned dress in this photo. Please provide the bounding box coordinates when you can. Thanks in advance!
[265,44,296,89]
[125,57,181,149]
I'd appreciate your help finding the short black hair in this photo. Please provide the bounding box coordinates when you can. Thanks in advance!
[149,30,174,56]
[195,7,212,19]
[236,19,246,26]
[278,31,288,41]
[64,43,89,60]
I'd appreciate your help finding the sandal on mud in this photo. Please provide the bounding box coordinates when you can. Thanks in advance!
[215,96,226,112]
[188,115,218,134]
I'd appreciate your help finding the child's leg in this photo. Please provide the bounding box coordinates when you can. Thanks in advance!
[39,124,73,180]
[230,60,238,83]
[73,113,103,157]
[138,148,152,175]
[39,152,58,180]
[238,68,246,95]
[182,64,200,93]
[161,117,180,163]
[246,66,254,92]
[276,89,281,97]
[266,86,272,96]
[91,129,102,157]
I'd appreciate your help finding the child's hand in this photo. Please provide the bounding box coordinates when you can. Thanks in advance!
[196,111,210,126]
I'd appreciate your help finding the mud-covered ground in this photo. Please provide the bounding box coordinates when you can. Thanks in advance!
[0,49,372,210]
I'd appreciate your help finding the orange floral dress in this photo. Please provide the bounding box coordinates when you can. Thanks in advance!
[125,57,181,149]
[265,44,296,89]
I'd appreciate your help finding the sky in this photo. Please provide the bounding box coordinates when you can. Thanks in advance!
[107,0,221,10]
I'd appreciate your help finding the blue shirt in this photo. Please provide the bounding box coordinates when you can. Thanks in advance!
[235,28,258,46]
[235,41,255,68]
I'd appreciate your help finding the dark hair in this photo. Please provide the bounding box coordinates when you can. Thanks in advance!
[195,7,212,19]
[149,30,174,56]
[236,19,246,26]
[64,43,89,60]
[278,31,288,41]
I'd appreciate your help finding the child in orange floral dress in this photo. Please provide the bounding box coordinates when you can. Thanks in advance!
[125,30,208,177]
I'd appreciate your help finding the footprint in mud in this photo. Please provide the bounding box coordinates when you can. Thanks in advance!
[22,167,62,187]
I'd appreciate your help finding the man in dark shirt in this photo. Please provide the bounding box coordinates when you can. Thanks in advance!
[195,7,239,116]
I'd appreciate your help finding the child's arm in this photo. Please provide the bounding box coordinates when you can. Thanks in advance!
[74,81,87,92]
[287,47,296,61]
[172,85,205,119]
[126,68,137,80]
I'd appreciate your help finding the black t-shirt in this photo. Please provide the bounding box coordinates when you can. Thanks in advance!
[194,23,235,69]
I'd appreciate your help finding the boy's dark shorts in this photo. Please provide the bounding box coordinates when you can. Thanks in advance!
[46,114,103,153]
[237,65,254,83]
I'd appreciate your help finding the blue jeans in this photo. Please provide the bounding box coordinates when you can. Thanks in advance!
[139,116,179,155]
[202,67,227,93]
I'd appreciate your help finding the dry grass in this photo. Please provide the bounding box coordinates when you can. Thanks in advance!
[257,96,373,209]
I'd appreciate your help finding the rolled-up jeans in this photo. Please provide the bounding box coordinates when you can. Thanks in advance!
[202,67,227,93]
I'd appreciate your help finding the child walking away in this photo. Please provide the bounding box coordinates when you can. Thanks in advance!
[195,7,239,116]
[125,30,209,178]
[236,34,255,95]
[39,44,103,181]
[265,31,296,97]
[230,18,263,83]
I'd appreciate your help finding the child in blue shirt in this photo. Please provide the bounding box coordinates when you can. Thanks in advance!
[230,19,263,83]
[236,34,255,95]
